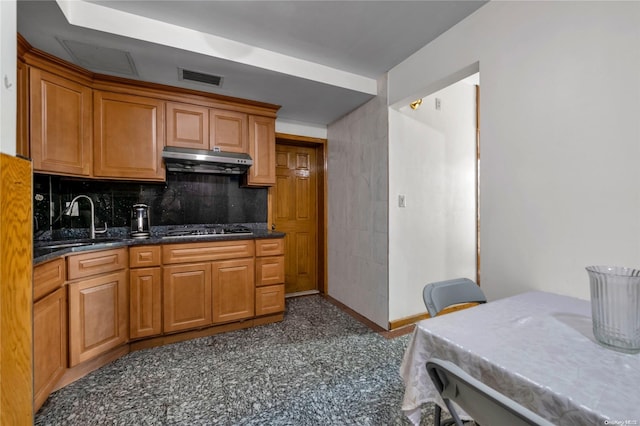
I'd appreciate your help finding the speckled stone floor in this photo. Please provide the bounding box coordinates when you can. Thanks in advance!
[35,295,438,426]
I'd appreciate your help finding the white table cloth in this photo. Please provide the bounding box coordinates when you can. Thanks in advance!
[400,291,640,425]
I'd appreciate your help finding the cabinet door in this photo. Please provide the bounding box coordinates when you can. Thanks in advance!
[30,67,92,176]
[210,109,248,153]
[163,263,212,332]
[93,91,165,181]
[245,115,275,186]
[166,102,209,149]
[212,258,254,323]
[68,270,128,366]
[34,287,67,411]
[130,267,162,339]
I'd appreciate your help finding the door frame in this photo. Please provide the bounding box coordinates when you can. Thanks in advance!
[269,133,327,294]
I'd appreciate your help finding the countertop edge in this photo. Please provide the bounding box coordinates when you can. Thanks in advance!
[34,231,286,266]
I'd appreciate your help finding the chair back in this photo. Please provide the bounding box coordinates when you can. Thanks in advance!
[426,358,554,426]
[422,278,486,317]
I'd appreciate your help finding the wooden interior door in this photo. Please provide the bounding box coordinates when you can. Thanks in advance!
[274,145,317,294]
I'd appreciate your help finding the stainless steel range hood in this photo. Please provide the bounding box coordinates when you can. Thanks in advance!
[162,146,253,175]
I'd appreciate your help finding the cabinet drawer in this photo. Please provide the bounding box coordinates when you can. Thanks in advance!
[162,240,254,264]
[255,284,285,316]
[255,256,285,287]
[255,238,284,257]
[67,248,128,280]
[129,245,161,268]
[34,257,65,301]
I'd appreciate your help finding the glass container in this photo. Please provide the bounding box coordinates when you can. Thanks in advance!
[586,265,640,353]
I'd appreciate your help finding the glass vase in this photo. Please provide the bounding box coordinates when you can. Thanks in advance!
[586,265,640,353]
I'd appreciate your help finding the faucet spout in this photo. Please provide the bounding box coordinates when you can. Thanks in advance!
[64,195,107,239]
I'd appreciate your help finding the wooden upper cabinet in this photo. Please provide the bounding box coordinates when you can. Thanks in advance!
[246,115,276,186]
[166,102,209,150]
[29,67,92,176]
[210,109,248,153]
[166,103,249,154]
[16,59,29,159]
[93,91,165,181]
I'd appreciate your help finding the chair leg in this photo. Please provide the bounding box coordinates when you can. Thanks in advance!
[434,403,441,426]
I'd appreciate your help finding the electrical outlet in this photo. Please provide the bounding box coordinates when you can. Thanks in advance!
[65,201,79,216]
[435,98,441,111]
[398,195,406,208]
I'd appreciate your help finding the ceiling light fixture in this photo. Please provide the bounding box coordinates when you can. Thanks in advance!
[410,99,423,110]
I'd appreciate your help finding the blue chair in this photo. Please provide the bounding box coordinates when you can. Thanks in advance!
[422,278,486,318]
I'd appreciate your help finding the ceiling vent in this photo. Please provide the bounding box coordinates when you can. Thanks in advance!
[179,68,223,87]
[58,38,138,77]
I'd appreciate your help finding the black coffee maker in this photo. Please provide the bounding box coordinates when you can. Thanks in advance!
[130,203,150,238]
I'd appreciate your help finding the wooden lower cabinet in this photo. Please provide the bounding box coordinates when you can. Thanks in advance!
[163,263,212,333]
[130,267,162,339]
[130,246,162,339]
[255,239,286,316]
[256,284,285,316]
[212,258,255,324]
[68,270,129,366]
[34,287,67,411]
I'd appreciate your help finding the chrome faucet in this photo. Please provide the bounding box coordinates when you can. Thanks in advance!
[63,195,108,239]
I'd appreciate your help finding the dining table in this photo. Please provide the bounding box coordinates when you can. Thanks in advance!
[400,291,640,425]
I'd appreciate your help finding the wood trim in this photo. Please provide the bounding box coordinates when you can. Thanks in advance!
[0,154,33,424]
[17,33,31,60]
[129,314,283,351]
[22,45,94,87]
[274,133,328,294]
[274,133,326,145]
[19,35,280,117]
[93,76,279,117]
[52,344,129,392]
[322,295,386,333]
[388,303,481,330]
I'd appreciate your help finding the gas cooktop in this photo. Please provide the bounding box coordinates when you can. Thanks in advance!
[160,225,253,239]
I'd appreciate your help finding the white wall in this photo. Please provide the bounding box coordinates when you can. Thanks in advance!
[389,1,640,303]
[275,119,327,140]
[0,0,17,156]
[327,77,389,328]
[389,80,477,320]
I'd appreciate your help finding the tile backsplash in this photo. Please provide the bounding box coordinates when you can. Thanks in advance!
[34,172,267,234]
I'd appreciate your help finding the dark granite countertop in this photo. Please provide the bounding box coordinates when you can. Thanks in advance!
[34,228,285,266]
